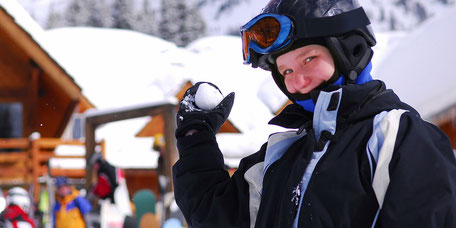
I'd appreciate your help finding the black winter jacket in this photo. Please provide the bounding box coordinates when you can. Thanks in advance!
[173,80,456,228]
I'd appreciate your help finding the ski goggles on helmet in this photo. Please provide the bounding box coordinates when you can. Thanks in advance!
[241,8,372,66]
[241,13,293,64]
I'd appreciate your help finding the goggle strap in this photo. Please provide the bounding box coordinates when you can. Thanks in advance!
[295,7,371,38]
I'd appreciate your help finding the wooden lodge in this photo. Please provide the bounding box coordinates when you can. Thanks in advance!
[0,2,97,201]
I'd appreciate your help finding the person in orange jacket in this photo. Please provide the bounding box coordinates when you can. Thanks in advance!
[52,177,91,228]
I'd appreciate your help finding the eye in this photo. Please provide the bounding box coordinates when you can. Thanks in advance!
[305,56,315,63]
[282,69,293,76]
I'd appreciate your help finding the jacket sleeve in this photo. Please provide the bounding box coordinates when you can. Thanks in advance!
[173,130,265,228]
[377,112,456,227]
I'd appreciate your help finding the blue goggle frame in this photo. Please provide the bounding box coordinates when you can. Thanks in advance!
[240,13,294,65]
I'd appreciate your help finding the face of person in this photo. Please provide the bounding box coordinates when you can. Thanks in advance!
[57,185,71,197]
[276,44,335,95]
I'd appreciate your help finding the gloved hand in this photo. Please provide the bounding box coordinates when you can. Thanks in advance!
[175,82,235,138]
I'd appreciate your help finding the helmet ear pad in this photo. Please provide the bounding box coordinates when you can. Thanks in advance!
[325,31,373,82]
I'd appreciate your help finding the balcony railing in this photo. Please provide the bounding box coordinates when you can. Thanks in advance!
[0,134,104,202]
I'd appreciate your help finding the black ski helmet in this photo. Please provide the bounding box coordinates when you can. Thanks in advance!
[243,0,376,102]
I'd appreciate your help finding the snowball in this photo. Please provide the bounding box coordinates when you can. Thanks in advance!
[195,83,224,110]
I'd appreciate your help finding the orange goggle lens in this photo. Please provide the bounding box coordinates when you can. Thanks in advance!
[242,17,282,60]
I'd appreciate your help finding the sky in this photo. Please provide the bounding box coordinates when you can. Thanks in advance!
[1,1,456,169]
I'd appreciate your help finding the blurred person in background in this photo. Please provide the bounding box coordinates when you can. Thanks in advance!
[88,153,132,228]
[52,176,91,228]
[0,187,35,228]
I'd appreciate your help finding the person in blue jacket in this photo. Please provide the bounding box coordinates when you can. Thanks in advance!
[172,0,456,227]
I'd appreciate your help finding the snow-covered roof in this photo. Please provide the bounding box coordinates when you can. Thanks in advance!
[0,0,47,47]
[373,6,456,120]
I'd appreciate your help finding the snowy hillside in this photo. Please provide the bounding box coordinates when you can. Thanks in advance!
[373,6,456,121]
[17,0,456,37]
[197,0,455,35]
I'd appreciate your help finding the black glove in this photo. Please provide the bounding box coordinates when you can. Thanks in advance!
[175,82,235,138]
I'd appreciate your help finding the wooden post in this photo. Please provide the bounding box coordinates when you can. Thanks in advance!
[84,121,96,191]
[30,133,41,203]
[162,106,178,192]
[29,65,40,134]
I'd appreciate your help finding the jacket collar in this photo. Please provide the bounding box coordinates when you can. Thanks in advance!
[295,62,374,113]
[269,80,418,129]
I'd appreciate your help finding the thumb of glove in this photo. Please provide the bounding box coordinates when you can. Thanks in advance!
[214,92,235,121]
[206,91,235,133]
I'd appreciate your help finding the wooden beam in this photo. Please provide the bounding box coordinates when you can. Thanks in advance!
[84,121,96,190]
[0,167,29,176]
[0,138,29,149]
[0,87,28,98]
[28,64,40,131]
[50,169,85,178]
[85,103,175,126]
[0,153,28,162]
[30,138,41,201]
[37,138,85,148]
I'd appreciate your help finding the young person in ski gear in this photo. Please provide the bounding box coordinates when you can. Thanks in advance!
[52,176,92,228]
[0,187,36,228]
[172,0,456,227]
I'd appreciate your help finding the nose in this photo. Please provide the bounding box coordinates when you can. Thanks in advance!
[293,69,310,85]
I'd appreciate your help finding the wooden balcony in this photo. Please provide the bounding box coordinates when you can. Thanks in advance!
[0,136,104,202]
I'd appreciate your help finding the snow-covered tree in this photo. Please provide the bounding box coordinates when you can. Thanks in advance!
[134,0,157,35]
[413,2,428,23]
[111,0,135,30]
[65,0,91,27]
[46,3,65,29]
[86,0,111,28]
[159,0,206,47]
[180,6,206,46]
[389,11,398,30]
